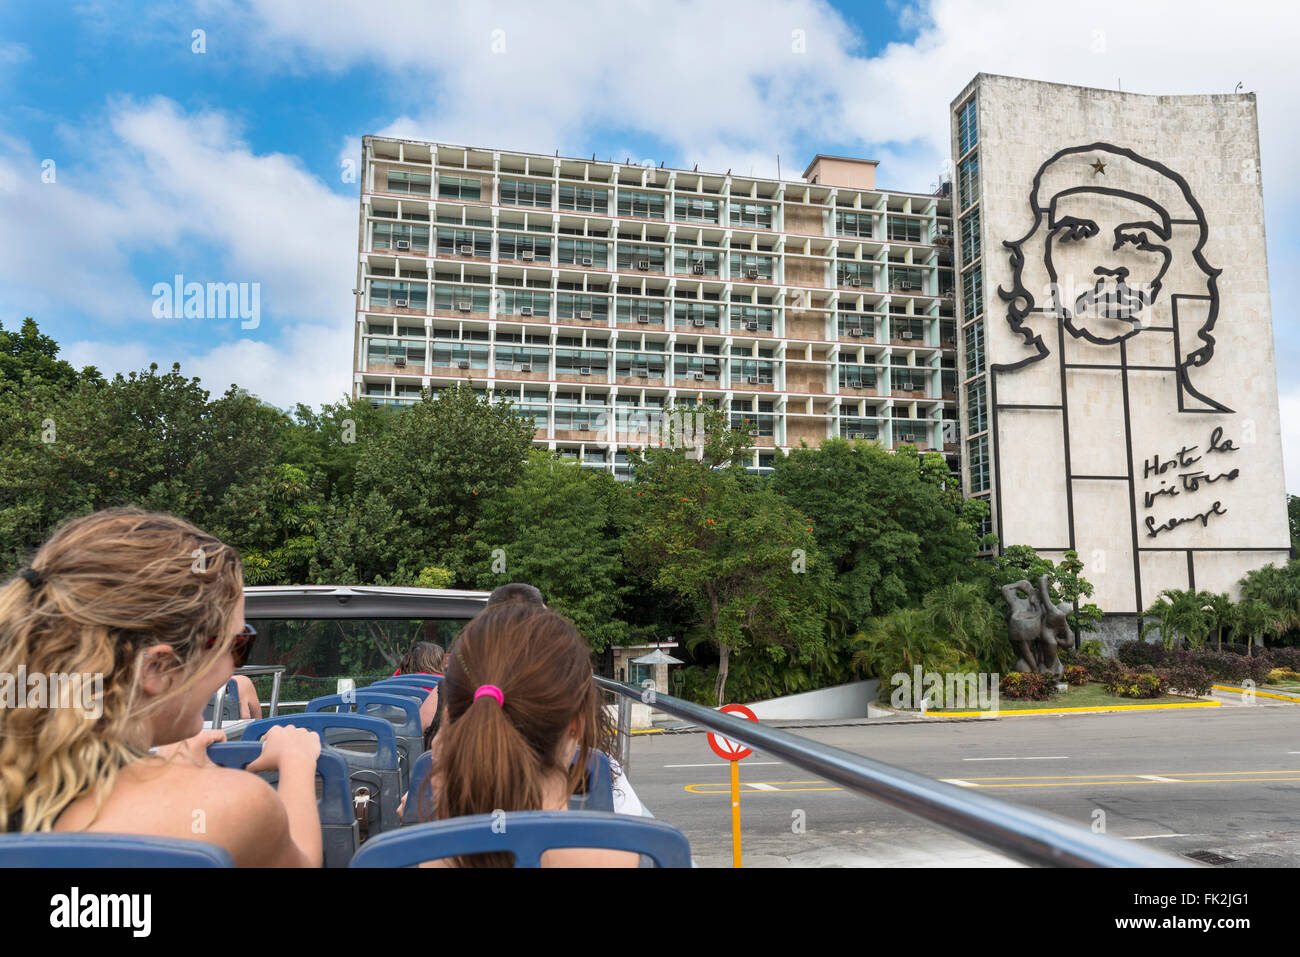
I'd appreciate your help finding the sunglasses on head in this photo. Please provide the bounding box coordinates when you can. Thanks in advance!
[204,623,257,668]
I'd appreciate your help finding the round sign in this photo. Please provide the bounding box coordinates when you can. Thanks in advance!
[707,704,758,761]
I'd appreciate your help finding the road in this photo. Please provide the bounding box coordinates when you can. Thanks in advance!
[625,703,1300,867]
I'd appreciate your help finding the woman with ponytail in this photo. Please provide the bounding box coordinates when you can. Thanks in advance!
[0,508,323,866]
[422,601,637,867]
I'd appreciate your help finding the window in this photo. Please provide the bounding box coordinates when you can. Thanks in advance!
[964,320,984,379]
[614,350,667,377]
[728,359,775,385]
[958,154,979,210]
[960,207,981,264]
[375,222,431,252]
[500,179,552,208]
[558,185,608,213]
[433,285,491,313]
[558,239,609,268]
[674,302,721,329]
[889,267,925,293]
[556,293,610,320]
[887,216,923,244]
[674,196,721,224]
[732,306,775,332]
[434,227,487,257]
[673,248,721,275]
[961,268,983,323]
[369,280,427,309]
[968,434,990,493]
[616,298,666,325]
[498,289,552,318]
[730,202,773,229]
[498,232,553,262]
[388,170,431,196]
[838,363,877,390]
[836,262,873,288]
[837,314,876,338]
[729,253,774,281]
[435,174,479,200]
[957,98,978,156]
[966,378,987,435]
[835,212,872,238]
[555,349,608,375]
[617,190,666,220]
[616,244,666,272]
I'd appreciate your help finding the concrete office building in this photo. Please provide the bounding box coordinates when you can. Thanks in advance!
[352,139,958,476]
[950,73,1291,618]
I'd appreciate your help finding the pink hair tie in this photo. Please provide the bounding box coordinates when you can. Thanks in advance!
[473,684,504,707]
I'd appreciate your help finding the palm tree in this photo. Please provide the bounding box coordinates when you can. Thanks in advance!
[1141,589,1212,650]
[922,580,1003,669]
[1236,598,1284,656]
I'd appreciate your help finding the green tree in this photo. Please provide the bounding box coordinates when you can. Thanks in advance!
[466,451,629,652]
[987,546,1103,637]
[1239,560,1300,642]
[922,579,1006,671]
[1140,589,1214,650]
[1288,495,1299,554]
[626,407,829,704]
[0,317,89,389]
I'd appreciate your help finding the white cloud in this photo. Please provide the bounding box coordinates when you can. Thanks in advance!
[1279,384,1300,496]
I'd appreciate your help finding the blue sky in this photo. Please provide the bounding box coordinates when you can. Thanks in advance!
[0,0,1296,490]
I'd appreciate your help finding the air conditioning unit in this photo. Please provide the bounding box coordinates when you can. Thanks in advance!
[691,371,705,381]
[456,300,472,311]
[518,364,532,373]
[519,306,534,316]
[459,244,474,254]
[748,429,759,437]
[578,310,593,319]
[521,250,535,261]
[692,318,706,327]
[896,281,913,290]
[579,423,590,431]
[850,279,861,287]
[847,380,862,388]
[745,375,758,384]
[901,331,915,340]
[746,269,759,280]
[850,431,865,439]
[579,367,592,375]
[396,240,411,250]
[393,298,408,307]
[636,314,650,324]
[636,260,650,270]
[457,360,470,369]
[848,328,863,337]
[581,257,594,266]
[692,264,705,275]
[636,369,649,377]
[393,356,407,367]
[745,322,759,331]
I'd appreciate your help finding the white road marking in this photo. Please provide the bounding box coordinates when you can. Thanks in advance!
[941,779,979,787]
[663,761,782,768]
[746,782,779,791]
[1123,833,1191,840]
[1138,774,1183,783]
[962,756,1070,762]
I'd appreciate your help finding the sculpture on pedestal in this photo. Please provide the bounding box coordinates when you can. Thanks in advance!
[1000,575,1074,676]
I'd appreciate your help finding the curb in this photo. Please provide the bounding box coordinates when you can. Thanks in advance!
[1213,684,1300,702]
[922,699,1220,719]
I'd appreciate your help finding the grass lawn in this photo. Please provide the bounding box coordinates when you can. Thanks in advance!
[919,682,1202,713]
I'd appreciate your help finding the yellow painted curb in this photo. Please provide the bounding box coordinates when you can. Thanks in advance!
[926,700,1220,718]
[1213,684,1300,702]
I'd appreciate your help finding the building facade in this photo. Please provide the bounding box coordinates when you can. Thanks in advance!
[353,139,957,476]
[951,73,1291,615]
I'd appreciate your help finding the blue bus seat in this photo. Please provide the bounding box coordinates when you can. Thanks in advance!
[202,678,240,723]
[206,741,358,867]
[350,810,691,868]
[242,714,401,835]
[402,750,435,824]
[370,675,441,691]
[0,833,233,867]
[306,692,423,793]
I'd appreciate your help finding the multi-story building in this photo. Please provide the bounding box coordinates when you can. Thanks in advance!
[352,137,957,477]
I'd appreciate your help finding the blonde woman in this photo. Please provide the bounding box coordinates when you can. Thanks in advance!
[0,508,322,866]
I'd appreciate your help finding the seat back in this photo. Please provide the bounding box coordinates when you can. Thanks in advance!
[0,833,233,867]
[402,750,436,824]
[350,811,691,868]
[306,692,423,793]
[206,742,358,867]
[241,714,402,835]
[370,675,441,691]
[202,678,240,723]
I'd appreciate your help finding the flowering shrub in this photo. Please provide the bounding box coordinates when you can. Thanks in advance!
[1062,665,1088,686]
[1266,667,1300,685]
[1000,671,1058,700]
[1105,671,1168,699]
[1116,640,1167,668]
[1158,664,1214,697]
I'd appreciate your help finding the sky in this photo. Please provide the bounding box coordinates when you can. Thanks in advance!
[0,0,1296,492]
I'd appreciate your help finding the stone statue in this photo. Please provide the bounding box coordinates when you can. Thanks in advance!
[1000,575,1072,676]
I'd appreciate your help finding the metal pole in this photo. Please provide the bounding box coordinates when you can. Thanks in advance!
[617,696,632,773]
[270,670,283,718]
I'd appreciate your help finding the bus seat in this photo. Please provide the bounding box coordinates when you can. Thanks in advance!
[350,810,691,868]
[402,750,435,824]
[207,741,358,867]
[202,678,240,723]
[242,714,402,835]
[0,833,233,867]
[370,675,442,691]
[306,692,423,793]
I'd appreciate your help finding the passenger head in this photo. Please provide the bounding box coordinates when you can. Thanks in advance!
[486,582,544,608]
[432,603,610,846]
[398,641,444,676]
[0,508,246,832]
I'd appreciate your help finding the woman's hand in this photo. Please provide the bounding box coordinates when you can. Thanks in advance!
[155,728,226,765]
[247,724,321,773]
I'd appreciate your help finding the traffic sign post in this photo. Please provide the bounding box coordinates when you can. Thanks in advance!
[706,704,758,868]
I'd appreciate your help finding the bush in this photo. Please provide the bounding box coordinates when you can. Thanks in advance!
[1266,667,1299,685]
[1116,640,1167,668]
[1267,648,1300,672]
[1062,664,1089,686]
[1185,650,1250,683]
[1159,664,1214,697]
[1000,671,1058,700]
[1079,640,1105,659]
[1105,671,1168,699]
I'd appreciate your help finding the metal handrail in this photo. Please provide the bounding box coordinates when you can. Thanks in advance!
[595,677,1195,869]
